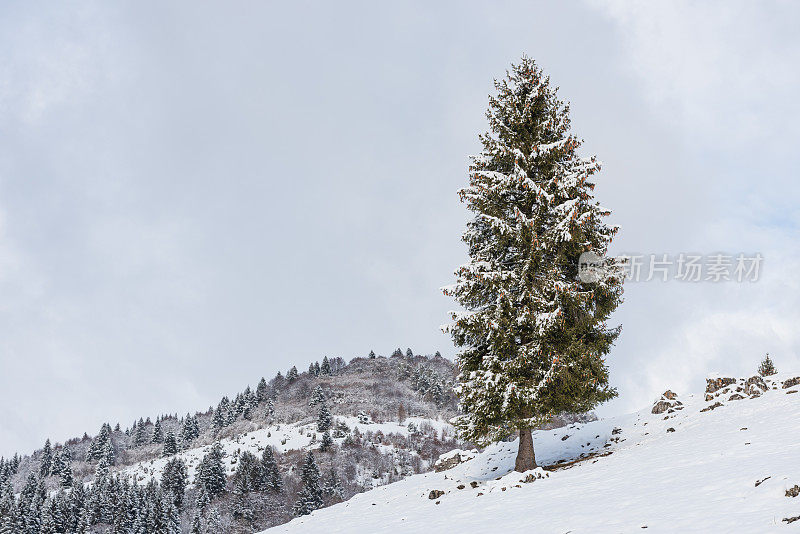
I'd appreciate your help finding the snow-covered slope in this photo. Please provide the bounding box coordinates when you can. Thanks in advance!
[120,416,451,487]
[264,373,800,533]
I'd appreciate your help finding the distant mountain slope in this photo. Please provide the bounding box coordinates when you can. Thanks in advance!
[0,351,462,532]
[263,373,800,533]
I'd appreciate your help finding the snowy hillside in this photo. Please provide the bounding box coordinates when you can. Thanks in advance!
[264,373,800,533]
[120,416,452,489]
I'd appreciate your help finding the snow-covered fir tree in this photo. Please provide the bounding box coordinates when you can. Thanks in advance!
[86,424,112,462]
[39,440,53,478]
[443,56,624,471]
[322,468,344,500]
[759,353,777,376]
[317,401,333,433]
[309,385,325,407]
[197,443,227,499]
[163,432,178,457]
[287,366,299,383]
[256,377,269,401]
[180,414,199,446]
[292,452,323,516]
[260,446,283,493]
[320,356,332,375]
[161,458,187,510]
[212,404,226,430]
[133,418,149,446]
[152,418,164,444]
[319,431,333,452]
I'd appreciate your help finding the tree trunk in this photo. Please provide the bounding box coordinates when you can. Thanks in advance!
[515,428,537,472]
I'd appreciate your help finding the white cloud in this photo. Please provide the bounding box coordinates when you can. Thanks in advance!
[593,0,800,148]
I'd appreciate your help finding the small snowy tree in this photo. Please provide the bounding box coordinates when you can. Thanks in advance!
[444,57,624,472]
[256,377,269,401]
[197,443,226,499]
[39,440,53,478]
[320,356,332,375]
[152,419,164,444]
[317,402,333,433]
[162,433,178,457]
[319,431,333,452]
[758,353,777,376]
[292,453,323,516]
[161,458,188,510]
[357,411,371,425]
[309,385,325,407]
[322,468,344,500]
[287,366,299,383]
[260,446,283,493]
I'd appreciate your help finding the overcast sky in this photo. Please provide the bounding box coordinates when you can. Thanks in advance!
[1,1,799,457]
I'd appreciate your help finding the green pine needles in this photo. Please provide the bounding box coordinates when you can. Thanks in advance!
[444,57,624,470]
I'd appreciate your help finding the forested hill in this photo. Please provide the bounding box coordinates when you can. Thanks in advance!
[263,372,800,533]
[0,350,462,533]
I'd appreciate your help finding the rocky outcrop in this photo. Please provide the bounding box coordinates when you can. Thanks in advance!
[434,449,476,472]
[782,377,800,389]
[703,375,779,408]
[744,376,767,397]
[701,402,723,412]
[652,391,682,414]
[652,401,672,415]
[706,377,736,394]
[428,490,445,500]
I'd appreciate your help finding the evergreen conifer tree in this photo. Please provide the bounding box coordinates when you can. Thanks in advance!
[194,486,210,510]
[161,458,187,510]
[317,402,333,433]
[444,57,624,472]
[163,433,178,457]
[256,377,269,402]
[287,366,299,382]
[59,464,73,489]
[212,405,226,430]
[133,419,148,447]
[292,452,323,516]
[196,443,226,499]
[260,446,282,493]
[320,356,332,375]
[86,424,111,462]
[322,468,344,500]
[39,440,53,478]
[368,350,376,359]
[152,419,163,444]
[758,353,777,376]
[309,385,325,407]
[319,431,333,452]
